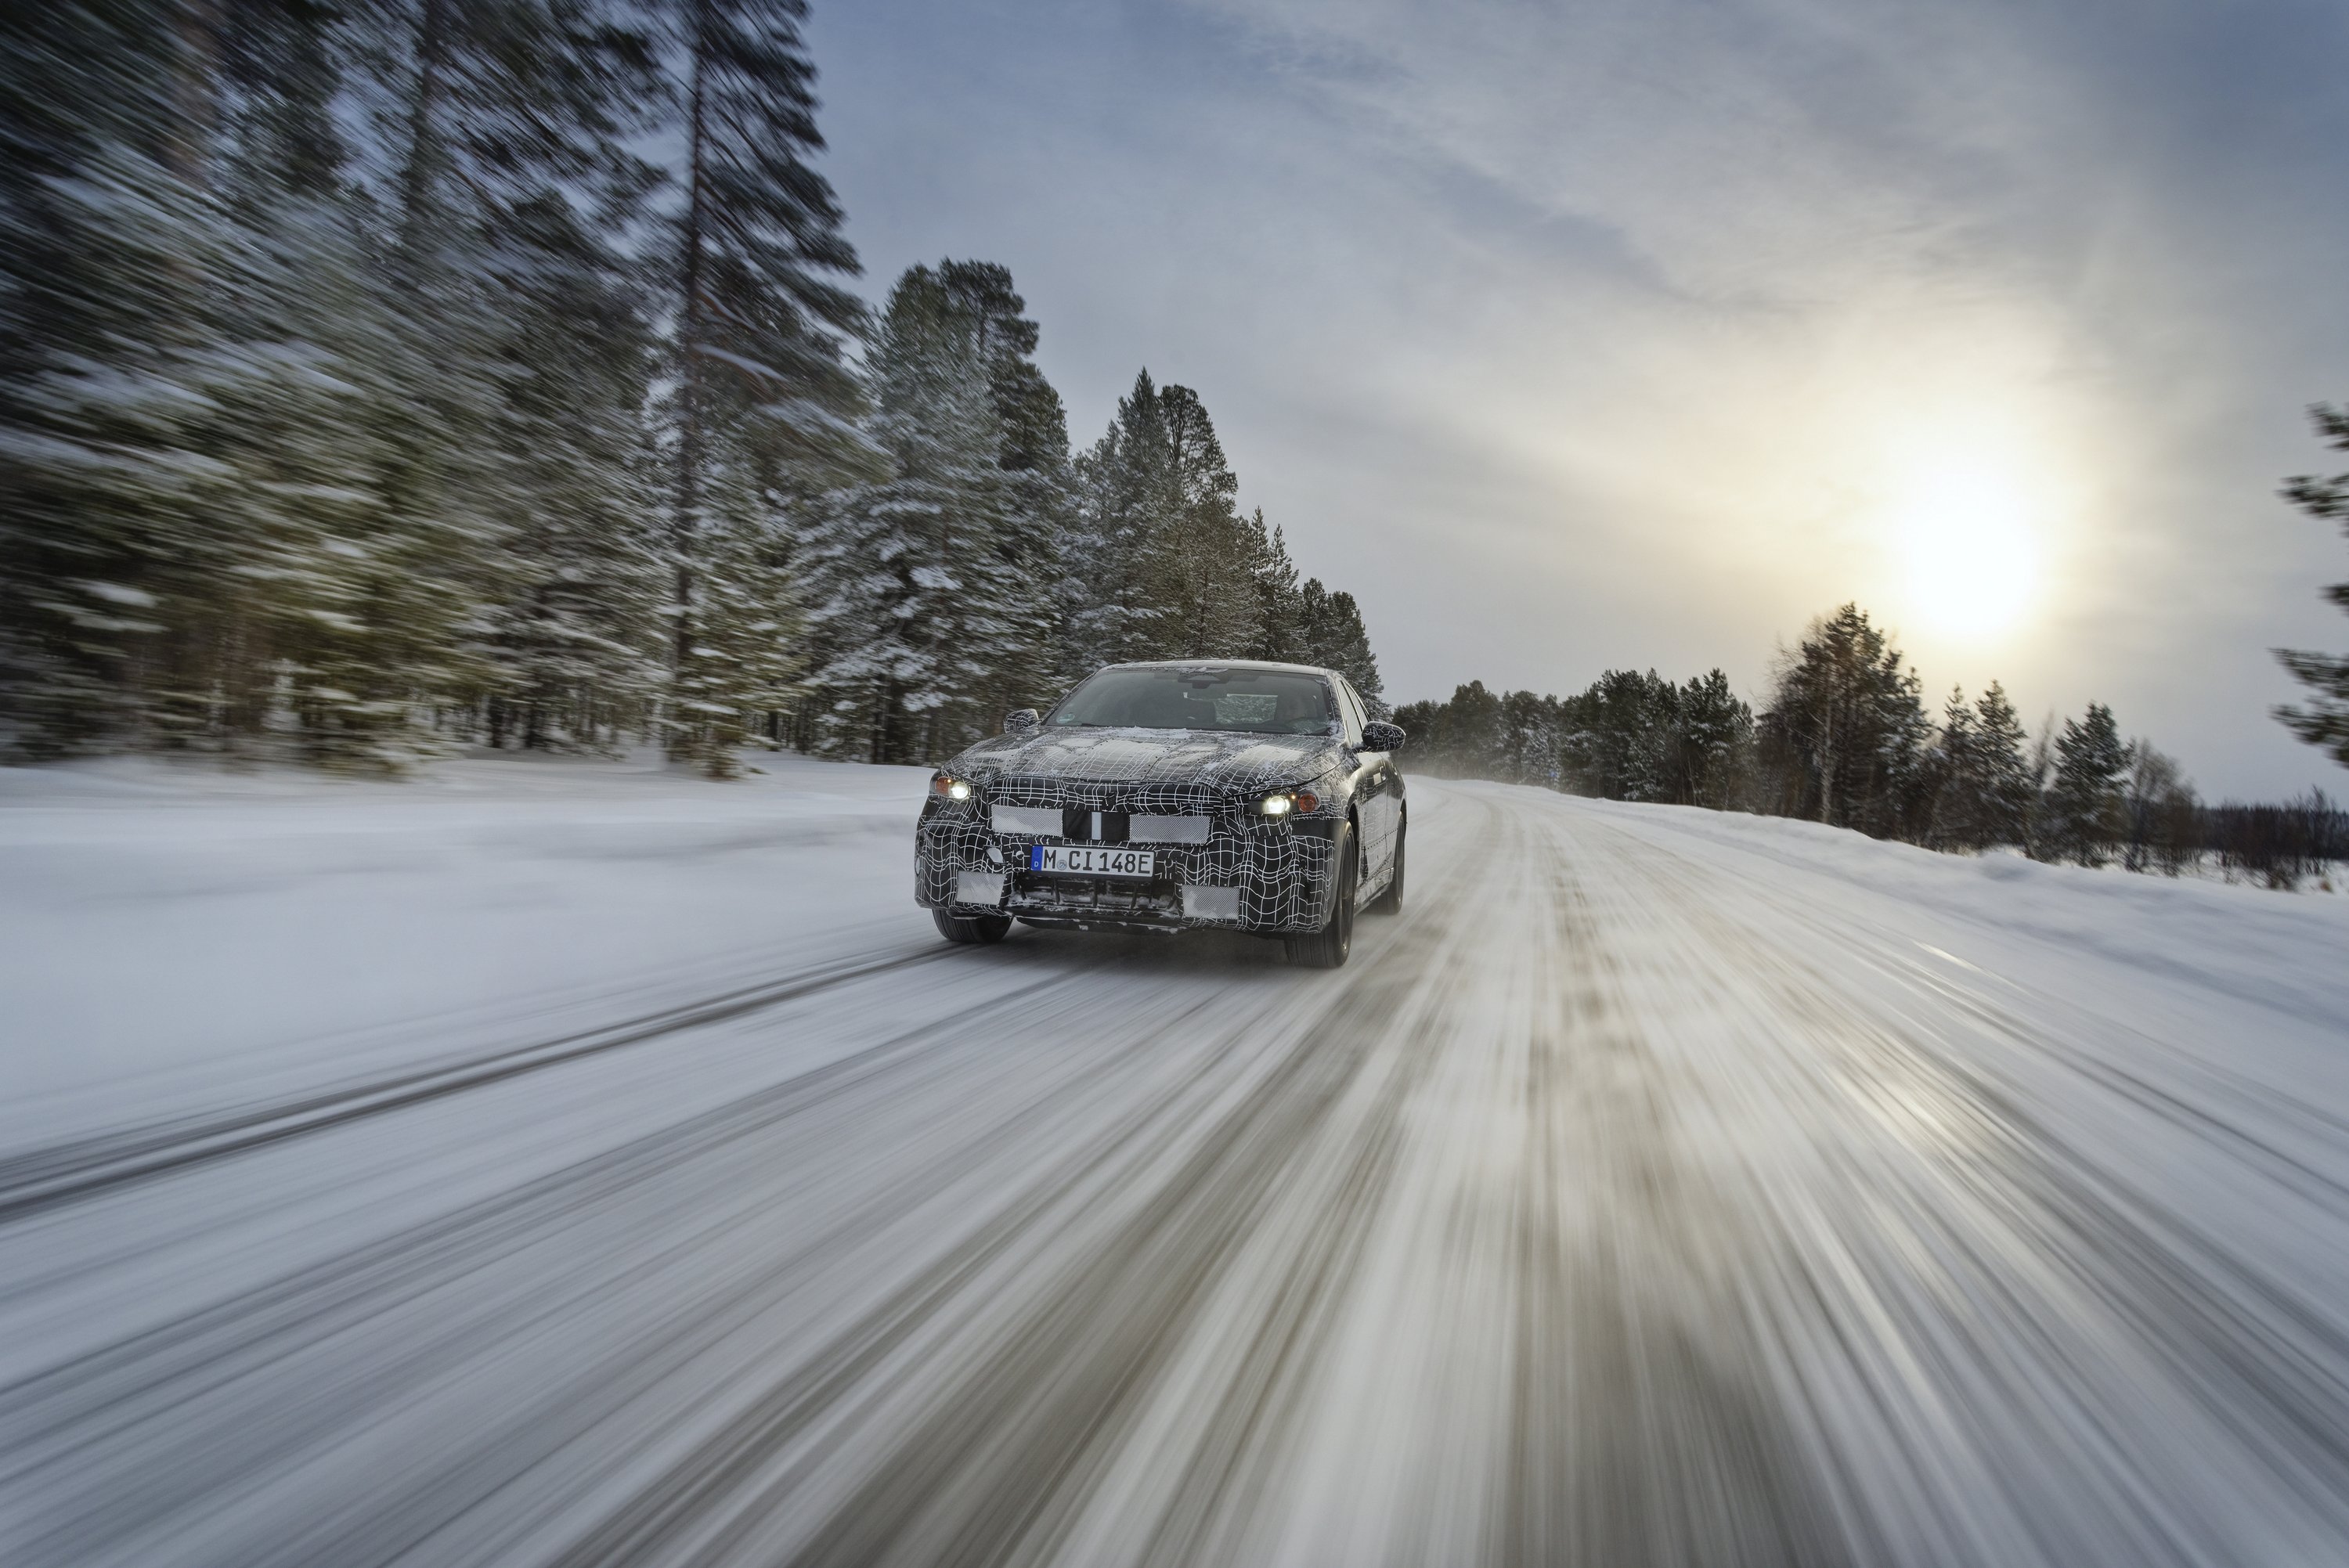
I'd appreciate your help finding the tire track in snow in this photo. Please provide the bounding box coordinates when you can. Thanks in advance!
[0,957,1124,1566]
[1502,791,2349,1564]
[0,943,960,1222]
[544,794,1506,1568]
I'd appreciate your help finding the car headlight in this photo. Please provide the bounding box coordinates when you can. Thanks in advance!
[931,774,975,802]
[1257,788,1319,817]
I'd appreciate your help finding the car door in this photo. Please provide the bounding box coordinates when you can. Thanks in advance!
[1340,679,1398,879]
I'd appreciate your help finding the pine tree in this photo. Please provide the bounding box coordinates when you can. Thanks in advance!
[1970,682,2038,850]
[1059,370,1360,686]
[1757,604,1930,835]
[207,0,431,766]
[1297,578,1384,710]
[1065,369,1183,669]
[935,258,1067,474]
[1925,687,1981,849]
[928,258,1068,709]
[355,0,546,757]
[1156,382,1262,658]
[300,0,666,764]
[1558,669,1683,801]
[1427,680,1507,777]
[1248,515,1306,662]
[662,0,871,773]
[476,189,667,751]
[0,0,423,765]
[2275,402,2349,767]
[1675,669,1755,809]
[1,2,244,753]
[2044,702,2132,866]
[448,4,669,752]
[804,266,1025,762]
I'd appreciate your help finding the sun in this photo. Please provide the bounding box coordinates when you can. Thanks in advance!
[1886,449,2041,640]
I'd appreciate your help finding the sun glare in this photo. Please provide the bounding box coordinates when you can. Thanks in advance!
[1886,449,2041,640]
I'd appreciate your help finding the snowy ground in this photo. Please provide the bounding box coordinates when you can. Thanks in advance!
[4,752,2348,1566]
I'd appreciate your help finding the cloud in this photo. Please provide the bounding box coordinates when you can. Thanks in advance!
[813,0,2349,795]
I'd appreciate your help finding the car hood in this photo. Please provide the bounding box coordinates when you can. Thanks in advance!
[950,726,1345,793]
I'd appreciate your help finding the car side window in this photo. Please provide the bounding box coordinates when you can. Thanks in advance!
[1335,680,1366,746]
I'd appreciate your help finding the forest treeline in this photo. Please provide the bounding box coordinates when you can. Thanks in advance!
[1396,604,2348,889]
[0,1,1381,775]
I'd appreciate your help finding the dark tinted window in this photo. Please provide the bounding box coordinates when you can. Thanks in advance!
[1048,667,1337,736]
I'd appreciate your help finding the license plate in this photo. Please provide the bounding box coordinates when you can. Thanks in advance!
[1030,845,1155,878]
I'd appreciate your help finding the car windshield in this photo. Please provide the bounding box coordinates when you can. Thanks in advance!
[1047,667,1337,736]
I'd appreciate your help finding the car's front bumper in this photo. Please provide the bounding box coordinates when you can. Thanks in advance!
[914,803,1339,934]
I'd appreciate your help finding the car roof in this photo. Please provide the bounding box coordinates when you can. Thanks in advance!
[1102,659,1340,679]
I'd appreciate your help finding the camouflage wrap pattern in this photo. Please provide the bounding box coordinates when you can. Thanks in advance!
[913,722,1355,934]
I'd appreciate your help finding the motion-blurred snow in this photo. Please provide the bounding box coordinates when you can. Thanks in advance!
[3,755,2347,1566]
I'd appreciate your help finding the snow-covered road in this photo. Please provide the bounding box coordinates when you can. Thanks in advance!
[5,756,2349,1566]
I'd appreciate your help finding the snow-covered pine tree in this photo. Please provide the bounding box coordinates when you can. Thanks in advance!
[1971,681,2037,850]
[2,1,239,754]
[476,189,668,752]
[662,0,872,773]
[803,266,1023,762]
[2044,702,2132,866]
[935,259,1068,476]
[1558,669,1678,801]
[251,0,671,766]
[204,0,430,766]
[2276,403,2349,768]
[1064,370,1183,672]
[1247,514,1306,662]
[1297,578,1384,712]
[1756,604,1929,837]
[342,0,558,758]
[1503,688,1561,788]
[1675,669,1755,809]
[399,2,672,753]
[0,0,413,765]
[1156,382,1263,659]
[930,258,1068,712]
[1925,687,1981,849]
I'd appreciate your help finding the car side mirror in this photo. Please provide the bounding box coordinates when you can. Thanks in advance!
[1362,720,1406,753]
[1004,708,1040,734]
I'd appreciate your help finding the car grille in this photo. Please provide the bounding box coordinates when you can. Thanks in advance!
[988,779,1225,845]
[989,776,1229,818]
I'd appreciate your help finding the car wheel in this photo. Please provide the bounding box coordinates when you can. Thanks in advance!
[1286,824,1357,968]
[1364,815,1405,915]
[933,907,1011,944]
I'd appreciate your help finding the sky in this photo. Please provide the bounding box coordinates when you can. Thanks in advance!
[804,0,2349,798]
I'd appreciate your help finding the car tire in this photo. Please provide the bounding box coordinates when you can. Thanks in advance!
[933,907,1011,945]
[1286,824,1357,968]
[1364,815,1405,915]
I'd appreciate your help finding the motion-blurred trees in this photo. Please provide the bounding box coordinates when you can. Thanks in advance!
[0,5,1387,771]
[1,0,680,765]
[2275,402,2349,768]
[1395,666,1752,806]
[660,0,873,773]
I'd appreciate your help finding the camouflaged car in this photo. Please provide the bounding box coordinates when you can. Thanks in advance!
[914,661,1406,967]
